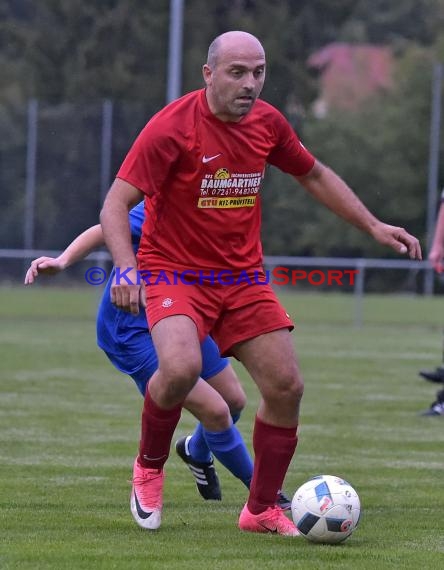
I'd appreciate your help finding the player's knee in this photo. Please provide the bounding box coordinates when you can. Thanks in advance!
[200,400,232,431]
[160,357,201,386]
[157,358,202,401]
[266,371,304,406]
[226,390,247,416]
[284,372,304,403]
[287,376,304,404]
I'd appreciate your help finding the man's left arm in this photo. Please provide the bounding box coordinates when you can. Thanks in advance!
[297,160,422,260]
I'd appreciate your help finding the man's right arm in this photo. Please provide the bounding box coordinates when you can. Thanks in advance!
[100,178,144,314]
[297,160,422,260]
[429,200,444,273]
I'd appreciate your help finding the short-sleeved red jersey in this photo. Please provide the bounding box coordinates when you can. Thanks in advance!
[117,89,315,274]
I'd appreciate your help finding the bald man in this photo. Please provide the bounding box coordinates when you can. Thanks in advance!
[100,31,421,535]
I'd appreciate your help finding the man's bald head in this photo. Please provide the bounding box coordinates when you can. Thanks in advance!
[207,31,265,69]
[203,31,266,122]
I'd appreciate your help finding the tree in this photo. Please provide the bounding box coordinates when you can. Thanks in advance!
[261,43,437,260]
[0,0,169,105]
[2,0,444,282]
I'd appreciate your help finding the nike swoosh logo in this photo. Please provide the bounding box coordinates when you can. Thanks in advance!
[134,491,154,519]
[258,522,278,533]
[202,153,221,163]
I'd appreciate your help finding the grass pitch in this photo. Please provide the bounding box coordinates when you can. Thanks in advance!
[1,286,443,569]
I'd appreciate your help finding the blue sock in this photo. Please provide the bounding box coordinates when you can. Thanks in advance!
[187,423,212,463]
[204,425,253,489]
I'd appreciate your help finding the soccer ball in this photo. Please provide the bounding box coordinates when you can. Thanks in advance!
[291,475,361,544]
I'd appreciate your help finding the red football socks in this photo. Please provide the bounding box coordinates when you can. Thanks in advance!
[247,415,298,514]
[138,390,182,469]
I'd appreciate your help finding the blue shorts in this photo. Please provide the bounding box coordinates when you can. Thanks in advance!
[96,301,229,396]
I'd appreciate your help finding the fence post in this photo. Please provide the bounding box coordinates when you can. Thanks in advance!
[24,99,38,252]
[167,0,184,103]
[100,99,113,204]
[354,259,366,328]
[98,99,114,282]
[23,99,38,273]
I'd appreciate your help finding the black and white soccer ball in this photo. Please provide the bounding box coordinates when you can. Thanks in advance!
[291,475,361,544]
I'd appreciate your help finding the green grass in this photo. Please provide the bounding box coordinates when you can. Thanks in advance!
[1,286,443,569]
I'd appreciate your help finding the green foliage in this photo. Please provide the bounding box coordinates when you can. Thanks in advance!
[262,43,437,260]
[1,0,169,104]
[2,0,444,272]
[3,0,443,109]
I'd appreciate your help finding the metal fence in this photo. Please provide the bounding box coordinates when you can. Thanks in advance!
[0,246,436,327]
[1,99,155,253]
[1,98,440,312]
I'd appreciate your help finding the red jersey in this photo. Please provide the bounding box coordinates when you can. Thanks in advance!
[117,89,315,274]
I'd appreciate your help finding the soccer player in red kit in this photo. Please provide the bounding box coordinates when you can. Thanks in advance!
[100,31,422,535]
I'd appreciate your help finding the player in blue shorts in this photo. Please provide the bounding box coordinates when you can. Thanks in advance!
[25,201,291,508]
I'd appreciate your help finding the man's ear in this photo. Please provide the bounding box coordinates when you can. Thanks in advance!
[202,64,212,86]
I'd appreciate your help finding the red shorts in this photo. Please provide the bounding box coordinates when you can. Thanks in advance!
[144,270,293,356]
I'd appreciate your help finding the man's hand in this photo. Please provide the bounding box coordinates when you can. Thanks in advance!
[24,256,66,285]
[429,245,444,273]
[370,222,422,260]
[110,267,146,315]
